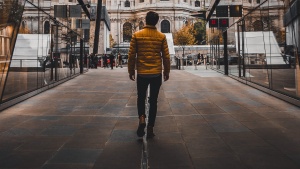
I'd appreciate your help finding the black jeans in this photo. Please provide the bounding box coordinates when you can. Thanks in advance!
[137,74,162,127]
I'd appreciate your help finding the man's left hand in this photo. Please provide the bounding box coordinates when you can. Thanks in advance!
[129,74,135,81]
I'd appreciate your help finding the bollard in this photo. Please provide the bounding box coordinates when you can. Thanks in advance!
[194,56,197,70]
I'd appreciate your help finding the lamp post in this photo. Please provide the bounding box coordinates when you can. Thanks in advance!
[117,3,121,55]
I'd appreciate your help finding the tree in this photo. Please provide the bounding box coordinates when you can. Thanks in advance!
[173,23,197,46]
[173,23,197,66]
[1,0,24,26]
[193,20,206,45]
[109,34,116,48]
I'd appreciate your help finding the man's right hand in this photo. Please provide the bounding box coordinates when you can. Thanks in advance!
[164,75,169,81]
[129,74,135,81]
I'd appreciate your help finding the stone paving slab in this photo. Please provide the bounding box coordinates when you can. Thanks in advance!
[0,66,299,169]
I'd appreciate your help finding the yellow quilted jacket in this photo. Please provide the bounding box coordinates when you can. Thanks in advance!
[128,25,170,76]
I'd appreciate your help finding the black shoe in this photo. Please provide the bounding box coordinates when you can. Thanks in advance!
[147,126,155,138]
[137,115,146,137]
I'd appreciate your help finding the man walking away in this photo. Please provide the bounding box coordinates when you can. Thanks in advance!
[128,11,170,138]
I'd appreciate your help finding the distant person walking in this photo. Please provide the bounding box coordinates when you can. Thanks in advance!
[197,53,201,65]
[117,53,123,68]
[128,11,170,138]
[103,54,108,68]
[109,54,114,69]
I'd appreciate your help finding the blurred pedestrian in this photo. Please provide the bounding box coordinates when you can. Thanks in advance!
[109,53,114,69]
[103,54,108,68]
[118,53,123,68]
[197,53,201,65]
[128,11,170,138]
[89,53,95,68]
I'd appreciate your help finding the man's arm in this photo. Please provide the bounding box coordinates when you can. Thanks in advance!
[128,34,137,81]
[161,36,170,81]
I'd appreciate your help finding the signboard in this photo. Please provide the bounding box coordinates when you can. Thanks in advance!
[82,19,90,29]
[191,13,206,20]
[69,5,82,18]
[216,6,228,17]
[230,5,242,17]
[209,18,229,28]
[54,5,67,18]
[219,18,229,27]
[209,19,218,28]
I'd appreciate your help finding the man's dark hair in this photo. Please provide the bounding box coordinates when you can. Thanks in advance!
[146,11,159,26]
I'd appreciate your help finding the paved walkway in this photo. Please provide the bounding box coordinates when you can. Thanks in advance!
[0,65,300,169]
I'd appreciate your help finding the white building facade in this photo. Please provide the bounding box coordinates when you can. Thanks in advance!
[105,0,209,45]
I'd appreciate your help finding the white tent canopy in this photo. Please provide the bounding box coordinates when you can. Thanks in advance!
[12,34,50,67]
[235,31,285,64]
[164,33,175,55]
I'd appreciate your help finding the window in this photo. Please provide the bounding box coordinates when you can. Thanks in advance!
[44,21,50,34]
[195,0,200,7]
[125,0,130,7]
[140,0,144,2]
[123,22,132,42]
[161,20,170,33]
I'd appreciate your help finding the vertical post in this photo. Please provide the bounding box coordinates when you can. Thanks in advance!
[93,0,103,55]
[70,43,73,75]
[223,30,228,75]
[117,3,120,55]
[54,25,58,81]
[80,39,83,73]
[182,47,185,70]
[242,20,246,77]
[296,49,300,96]
[237,24,241,77]
[210,40,213,66]
[217,38,220,69]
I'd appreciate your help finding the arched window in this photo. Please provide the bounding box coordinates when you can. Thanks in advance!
[123,22,132,42]
[253,20,263,31]
[44,21,50,34]
[195,0,200,7]
[161,20,170,33]
[125,0,130,7]
[139,21,144,30]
